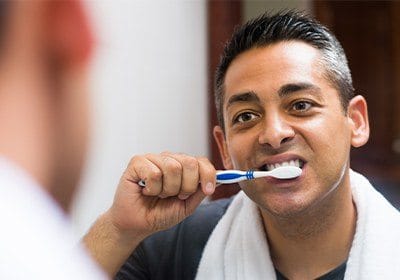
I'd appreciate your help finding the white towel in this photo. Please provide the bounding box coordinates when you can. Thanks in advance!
[196,170,400,279]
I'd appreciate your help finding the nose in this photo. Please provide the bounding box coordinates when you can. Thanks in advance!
[258,111,295,149]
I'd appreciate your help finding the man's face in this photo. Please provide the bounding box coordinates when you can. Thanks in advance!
[214,41,357,217]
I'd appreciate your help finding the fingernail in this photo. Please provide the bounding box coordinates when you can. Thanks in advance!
[178,194,190,200]
[205,182,214,194]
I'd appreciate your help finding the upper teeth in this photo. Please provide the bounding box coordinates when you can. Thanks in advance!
[267,159,301,171]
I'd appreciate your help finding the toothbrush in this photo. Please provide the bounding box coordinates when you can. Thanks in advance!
[138,166,302,187]
[214,166,301,184]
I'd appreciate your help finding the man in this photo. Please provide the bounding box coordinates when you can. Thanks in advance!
[84,11,400,279]
[0,1,106,279]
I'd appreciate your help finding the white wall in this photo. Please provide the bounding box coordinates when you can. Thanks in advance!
[71,1,208,237]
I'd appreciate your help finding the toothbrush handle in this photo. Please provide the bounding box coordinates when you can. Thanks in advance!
[216,170,254,184]
[138,170,255,187]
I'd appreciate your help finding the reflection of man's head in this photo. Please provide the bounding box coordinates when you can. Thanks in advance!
[0,1,94,212]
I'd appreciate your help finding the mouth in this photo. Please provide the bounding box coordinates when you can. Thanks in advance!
[259,158,305,172]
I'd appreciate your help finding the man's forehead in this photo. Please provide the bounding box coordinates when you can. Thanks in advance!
[223,41,324,103]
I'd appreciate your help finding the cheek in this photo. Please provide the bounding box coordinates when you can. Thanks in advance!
[226,132,259,169]
[300,112,350,150]
[300,114,351,177]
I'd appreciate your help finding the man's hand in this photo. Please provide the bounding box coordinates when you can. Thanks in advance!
[110,152,216,236]
[83,152,216,277]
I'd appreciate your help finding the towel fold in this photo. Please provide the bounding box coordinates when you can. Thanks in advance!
[196,170,400,279]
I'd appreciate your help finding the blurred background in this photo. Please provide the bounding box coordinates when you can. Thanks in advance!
[72,0,400,237]
[72,1,208,236]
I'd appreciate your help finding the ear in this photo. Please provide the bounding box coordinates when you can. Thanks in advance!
[213,125,234,169]
[46,1,94,66]
[347,95,370,148]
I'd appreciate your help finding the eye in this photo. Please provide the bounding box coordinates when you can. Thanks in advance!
[291,101,312,112]
[234,111,259,123]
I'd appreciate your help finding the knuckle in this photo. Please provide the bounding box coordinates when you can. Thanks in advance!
[128,155,141,166]
[165,160,182,176]
[196,156,209,164]
[183,157,199,171]
[161,151,172,156]
[175,152,188,158]
[196,156,205,161]
[148,169,163,181]
[144,153,155,158]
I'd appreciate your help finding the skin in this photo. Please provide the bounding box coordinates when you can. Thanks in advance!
[84,41,369,279]
[213,41,369,279]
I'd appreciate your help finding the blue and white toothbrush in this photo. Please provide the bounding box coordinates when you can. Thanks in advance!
[214,166,301,184]
[138,166,302,187]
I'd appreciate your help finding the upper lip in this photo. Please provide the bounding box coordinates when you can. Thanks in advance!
[255,154,306,171]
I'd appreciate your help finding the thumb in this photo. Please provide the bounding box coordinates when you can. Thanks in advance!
[184,188,208,216]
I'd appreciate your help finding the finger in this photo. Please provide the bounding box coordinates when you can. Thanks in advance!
[185,188,207,214]
[148,153,182,198]
[197,156,216,196]
[129,155,163,196]
[166,153,199,200]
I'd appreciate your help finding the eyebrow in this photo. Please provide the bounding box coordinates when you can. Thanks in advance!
[226,91,260,109]
[278,82,322,98]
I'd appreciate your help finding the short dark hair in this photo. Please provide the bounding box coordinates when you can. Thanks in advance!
[215,10,354,130]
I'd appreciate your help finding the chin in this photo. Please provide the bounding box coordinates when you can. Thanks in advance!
[51,153,85,213]
[264,203,309,219]
[256,192,319,219]
[49,180,78,213]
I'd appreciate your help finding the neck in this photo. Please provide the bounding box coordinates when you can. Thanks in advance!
[261,173,356,279]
